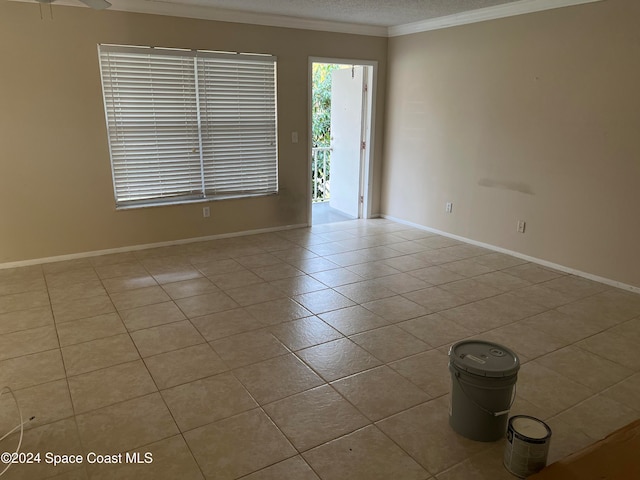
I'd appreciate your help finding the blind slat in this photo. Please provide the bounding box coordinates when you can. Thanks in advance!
[98,44,278,207]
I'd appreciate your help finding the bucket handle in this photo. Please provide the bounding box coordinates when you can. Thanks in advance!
[453,371,517,417]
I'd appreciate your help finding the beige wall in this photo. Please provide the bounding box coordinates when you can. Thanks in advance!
[0,2,386,263]
[382,0,640,288]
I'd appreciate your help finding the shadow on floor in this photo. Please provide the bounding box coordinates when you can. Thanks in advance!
[312,201,357,225]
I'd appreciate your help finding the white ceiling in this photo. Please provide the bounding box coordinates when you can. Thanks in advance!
[156,0,523,28]
[14,0,603,36]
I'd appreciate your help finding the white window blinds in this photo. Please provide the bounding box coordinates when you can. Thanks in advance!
[98,45,278,208]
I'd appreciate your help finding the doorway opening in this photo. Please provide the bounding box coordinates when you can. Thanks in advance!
[309,59,376,225]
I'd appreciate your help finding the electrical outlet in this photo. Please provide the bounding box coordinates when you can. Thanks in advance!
[517,220,526,233]
[203,206,210,218]
[445,202,453,213]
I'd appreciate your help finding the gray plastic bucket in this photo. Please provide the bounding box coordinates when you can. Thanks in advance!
[448,340,520,442]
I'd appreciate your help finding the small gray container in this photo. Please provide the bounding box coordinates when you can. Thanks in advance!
[504,415,552,478]
[448,340,520,442]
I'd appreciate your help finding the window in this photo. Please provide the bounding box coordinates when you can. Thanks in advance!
[98,45,278,208]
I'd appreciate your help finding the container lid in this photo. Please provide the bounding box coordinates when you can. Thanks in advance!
[449,340,519,377]
[511,416,551,439]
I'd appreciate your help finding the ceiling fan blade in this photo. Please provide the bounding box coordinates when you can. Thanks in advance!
[78,0,111,9]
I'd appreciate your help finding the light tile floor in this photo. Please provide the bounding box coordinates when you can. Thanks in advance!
[0,218,639,480]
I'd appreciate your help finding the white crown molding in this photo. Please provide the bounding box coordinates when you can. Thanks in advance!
[10,0,604,38]
[9,0,388,37]
[388,0,604,37]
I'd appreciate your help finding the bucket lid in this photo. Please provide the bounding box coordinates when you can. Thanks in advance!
[449,340,519,377]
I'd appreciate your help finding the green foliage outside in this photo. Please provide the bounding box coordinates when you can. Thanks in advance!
[312,63,341,147]
[312,63,345,202]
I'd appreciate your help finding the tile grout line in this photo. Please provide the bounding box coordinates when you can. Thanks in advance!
[1,220,639,479]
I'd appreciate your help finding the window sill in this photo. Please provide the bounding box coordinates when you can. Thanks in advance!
[115,192,278,211]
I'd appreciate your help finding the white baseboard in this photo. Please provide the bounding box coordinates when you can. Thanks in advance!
[382,215,640,294]
[4,216,638,295]
[0,223,308,270]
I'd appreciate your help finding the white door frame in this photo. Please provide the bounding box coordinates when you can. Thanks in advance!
[307,57,378,225]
